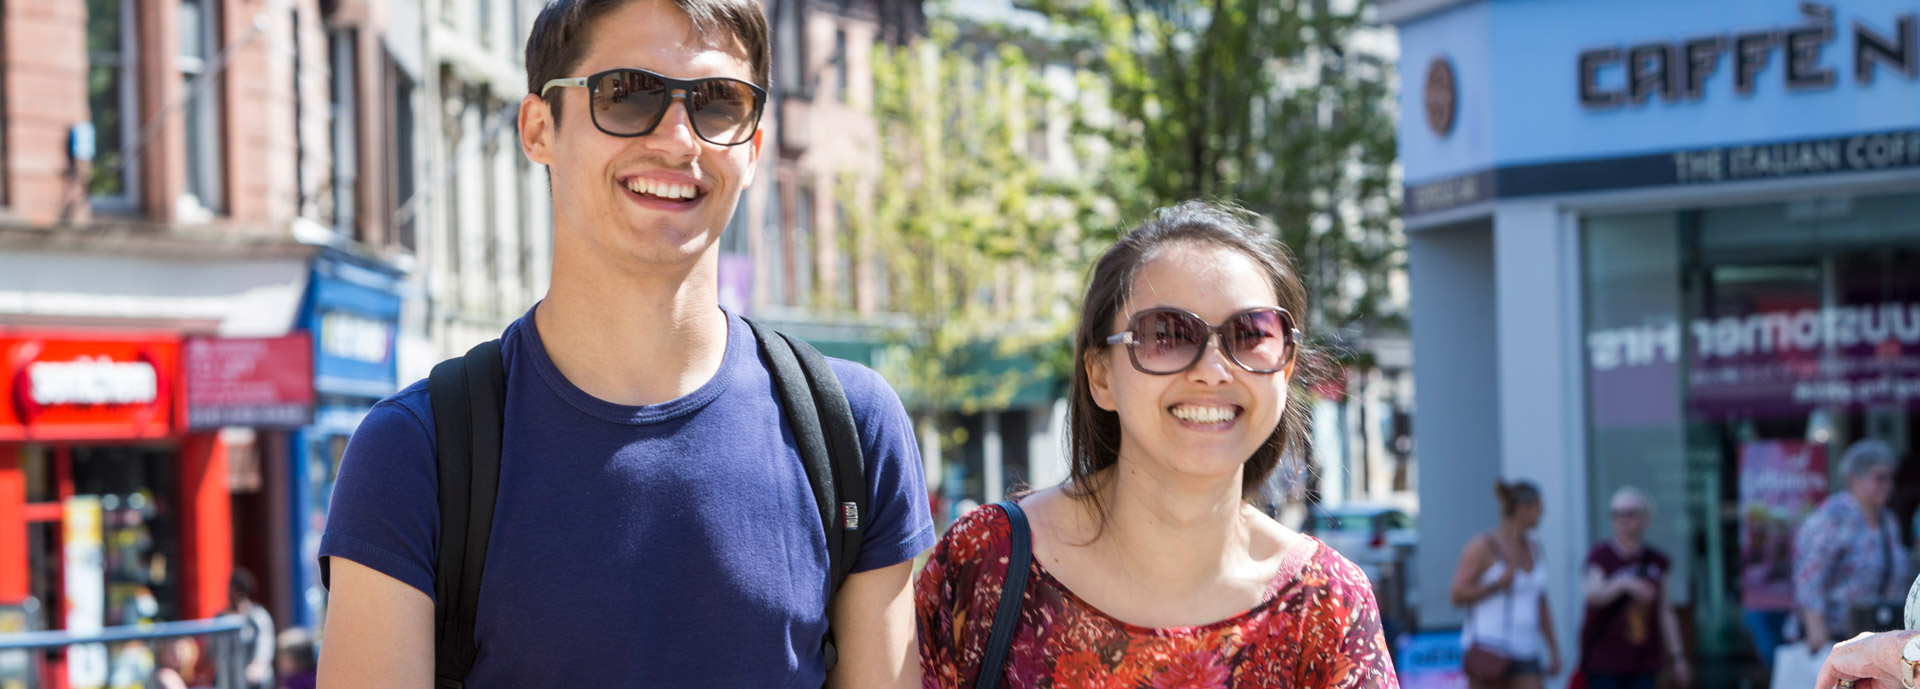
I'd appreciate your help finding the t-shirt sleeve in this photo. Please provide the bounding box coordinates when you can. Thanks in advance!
[318,389,440,601]
[833,360,936,573]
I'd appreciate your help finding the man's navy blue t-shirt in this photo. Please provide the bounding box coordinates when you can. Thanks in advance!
[319,306,935,686]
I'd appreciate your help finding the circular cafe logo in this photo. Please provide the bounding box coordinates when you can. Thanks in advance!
[1425,57,1456,137]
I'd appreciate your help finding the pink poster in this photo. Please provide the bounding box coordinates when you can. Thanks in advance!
[1739,440,1829,610]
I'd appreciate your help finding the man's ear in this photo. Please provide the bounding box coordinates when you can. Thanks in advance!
[521,94,555,166]
[1086,351,1117,412]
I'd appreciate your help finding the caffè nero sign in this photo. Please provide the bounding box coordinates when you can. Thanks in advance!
[1577,3,1916,109]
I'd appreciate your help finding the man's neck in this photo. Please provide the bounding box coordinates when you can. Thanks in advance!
[536,246,729,407]
[1611,536,1643,558]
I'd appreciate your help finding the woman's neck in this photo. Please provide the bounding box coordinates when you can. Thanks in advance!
[1090,466,1259,591]
[1850,490,1885,520]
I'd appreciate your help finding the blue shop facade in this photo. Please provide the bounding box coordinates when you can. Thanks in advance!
[288,251,404,630]
[1385,0,1920,684]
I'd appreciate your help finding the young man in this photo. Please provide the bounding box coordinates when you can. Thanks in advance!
[314,1,934,686]
[1578,487,1689,689]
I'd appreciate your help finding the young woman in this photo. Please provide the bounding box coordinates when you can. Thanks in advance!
[1450,480,1561,689]
[916,201,1396,688]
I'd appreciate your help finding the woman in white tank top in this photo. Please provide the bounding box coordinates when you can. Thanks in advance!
[1449,480,1562,689]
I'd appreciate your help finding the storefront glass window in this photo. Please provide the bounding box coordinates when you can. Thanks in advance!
[1584,191,1920,683]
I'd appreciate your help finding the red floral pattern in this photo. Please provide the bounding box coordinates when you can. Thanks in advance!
[916,506,1399,688]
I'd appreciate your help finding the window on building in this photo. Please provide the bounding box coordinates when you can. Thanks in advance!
[482,96,502,312]
[518,155,535,304]
[327,29,359,234]
[442,73,463,310]
[291,8,307,215]
[775,0,808,98]
[833,29,848,103]
[86,0,139,207]
[792,182,815,308]
[0,0,7,207]
[1581,191,1920,668]
[388,61,417,250]
[833,200,851,309]
[478,0,492,48]
[763,174,788,307]
[180,0,225,215]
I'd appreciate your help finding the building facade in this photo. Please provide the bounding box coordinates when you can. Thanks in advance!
[1387,0,1920,684]
[0,4,425,677]
[407,0,551,382]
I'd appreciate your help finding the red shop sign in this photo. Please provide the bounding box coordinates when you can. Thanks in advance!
[184,333,315,429]
[0,331,180,441]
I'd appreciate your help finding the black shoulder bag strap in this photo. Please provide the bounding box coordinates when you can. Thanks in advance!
[976,500,1034,689]
[745,317,869,665]
[428,339,506,689]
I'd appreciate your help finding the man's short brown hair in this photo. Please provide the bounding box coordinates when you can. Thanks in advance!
[526,0,771,125]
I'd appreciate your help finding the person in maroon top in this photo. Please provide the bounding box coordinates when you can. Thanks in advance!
[1579,487,1689,689]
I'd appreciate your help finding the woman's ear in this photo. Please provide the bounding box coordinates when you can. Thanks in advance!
[1086,351,1117,412]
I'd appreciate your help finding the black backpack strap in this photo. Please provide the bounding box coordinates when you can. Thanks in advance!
[976,501,1033,689]
[745,317,868,591]
[745,317,869,671]
[428,339,506,689]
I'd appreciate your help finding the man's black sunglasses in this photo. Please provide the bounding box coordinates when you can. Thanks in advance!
[541,68,767,146]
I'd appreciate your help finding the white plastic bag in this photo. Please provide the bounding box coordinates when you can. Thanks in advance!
[1770,644,1830,689]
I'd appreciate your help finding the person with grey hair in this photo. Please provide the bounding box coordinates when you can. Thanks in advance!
[1577,487,1688,689]
[1794,439,1912,652]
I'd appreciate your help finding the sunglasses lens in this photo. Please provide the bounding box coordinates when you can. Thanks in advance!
[592,70,670,135]
[1134,311,1206,373]
[1226,310,1292,371]
[686,79,760,145]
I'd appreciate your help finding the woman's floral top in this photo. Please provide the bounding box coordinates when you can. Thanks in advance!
[915,506,1398,688]
[1792,492,1913,636]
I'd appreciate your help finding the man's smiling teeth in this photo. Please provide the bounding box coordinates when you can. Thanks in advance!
[1170,405,1237,424]
[626,178,698,200]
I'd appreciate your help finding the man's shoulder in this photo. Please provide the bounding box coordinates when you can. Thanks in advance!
[351,378,436,450]
[1584,543,1613,564]
[821,357,900,412]
[807,357,907,430]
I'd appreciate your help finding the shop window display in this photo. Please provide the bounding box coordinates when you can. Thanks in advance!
[1583,191,1920,685]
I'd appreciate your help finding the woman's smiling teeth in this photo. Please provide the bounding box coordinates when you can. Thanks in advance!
[626,178,699,200]
[1170,404,1238,424]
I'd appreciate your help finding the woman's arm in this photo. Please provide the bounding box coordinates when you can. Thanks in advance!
[1658,593,1690,684]
[1538,592,1562,675]
[1582,563,1626,607]
[1793,507,1842,649]
[1449,536,1505,607]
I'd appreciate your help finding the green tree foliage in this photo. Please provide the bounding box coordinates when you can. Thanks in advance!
[1042,0,1404,343]
[854,21,1109,448]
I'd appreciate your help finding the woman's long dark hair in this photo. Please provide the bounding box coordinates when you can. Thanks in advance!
[1063,200,1317,526]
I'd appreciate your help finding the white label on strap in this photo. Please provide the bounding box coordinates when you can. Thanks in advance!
[841,502,860,530]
